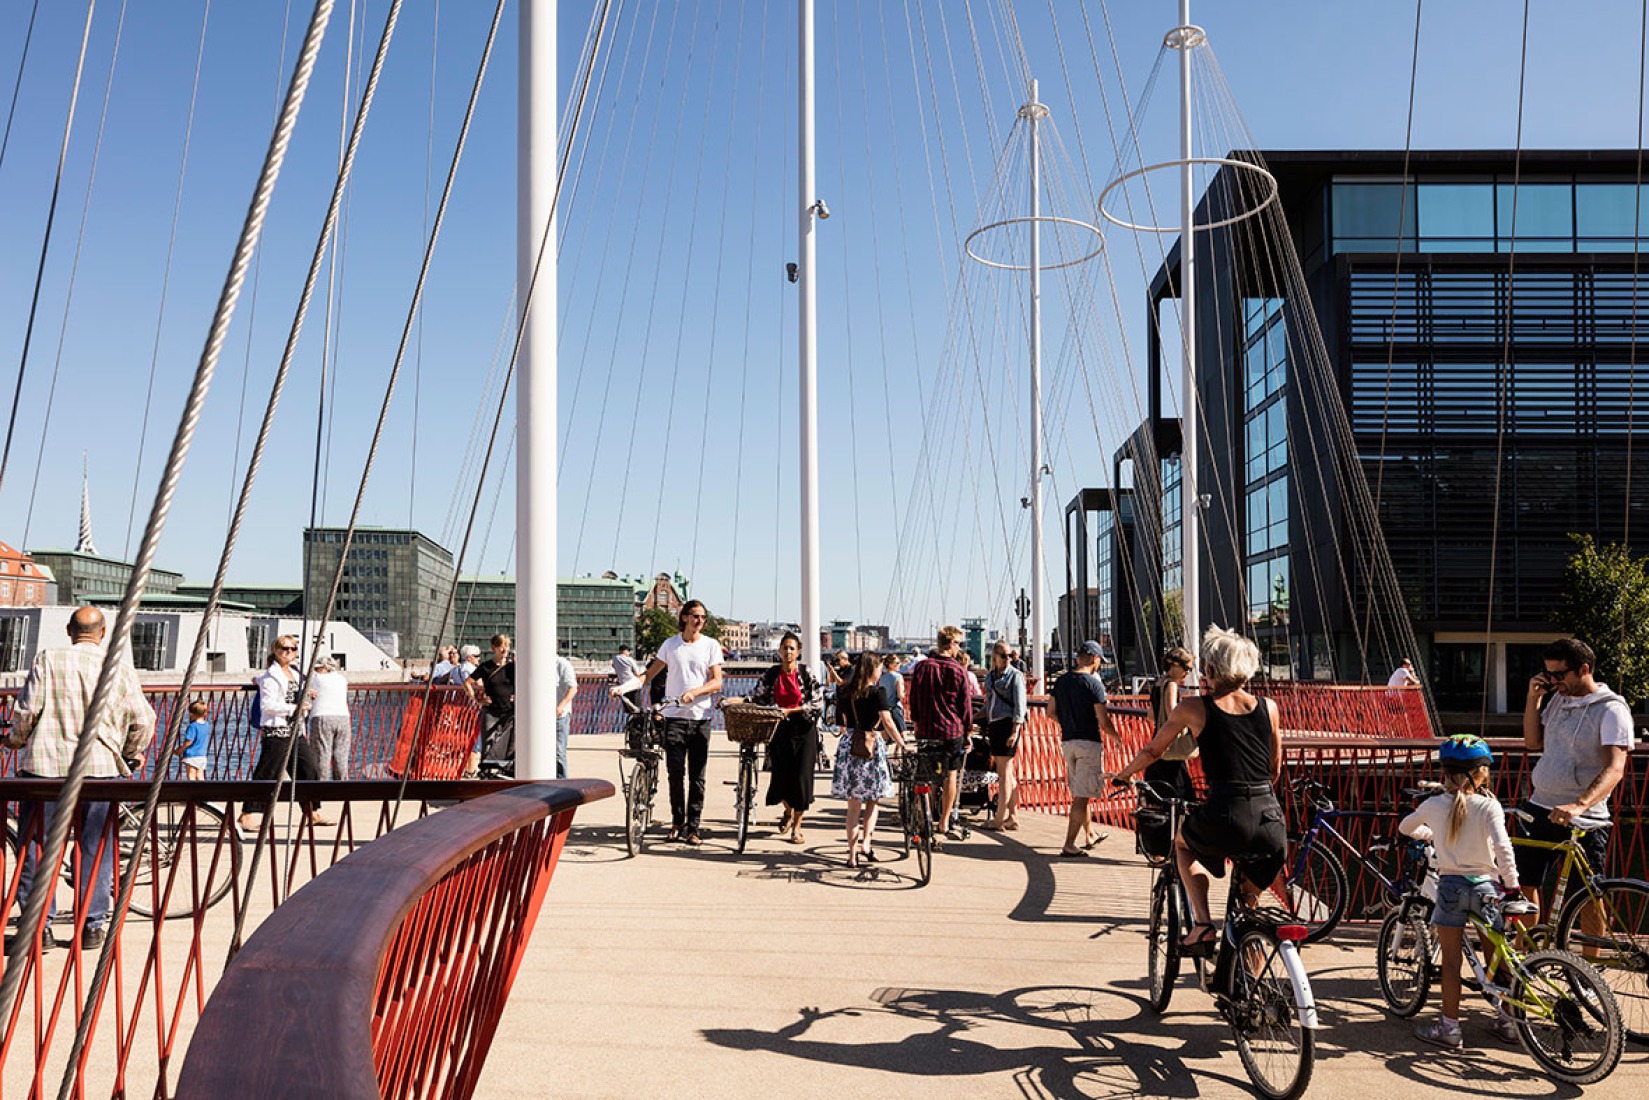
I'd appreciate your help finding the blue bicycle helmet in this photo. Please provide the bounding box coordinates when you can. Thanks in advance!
[1438,733,1493,767]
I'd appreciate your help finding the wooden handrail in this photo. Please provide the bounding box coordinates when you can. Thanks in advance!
[175,778,612,1098]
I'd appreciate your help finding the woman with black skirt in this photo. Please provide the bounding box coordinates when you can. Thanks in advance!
[749,632,822,844]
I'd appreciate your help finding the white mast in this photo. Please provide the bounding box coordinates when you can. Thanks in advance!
[1022,81,1047,686]
[798,0,822,674]
[1176,0,1200,663]
[517,0,557,779]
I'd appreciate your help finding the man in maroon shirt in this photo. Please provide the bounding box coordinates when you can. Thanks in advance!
[906,625,975,841]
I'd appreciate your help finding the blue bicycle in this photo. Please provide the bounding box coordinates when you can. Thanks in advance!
[1279,776,1439,944]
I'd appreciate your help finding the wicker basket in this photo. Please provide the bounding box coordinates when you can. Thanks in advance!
[721,702,785,745]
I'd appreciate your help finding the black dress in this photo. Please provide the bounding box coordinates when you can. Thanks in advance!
[750,665,822,811]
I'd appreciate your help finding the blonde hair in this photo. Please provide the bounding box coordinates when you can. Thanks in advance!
[936,625,964,648]
[267,634,298,664]
[1200,626,1260,688]
[1442,763,1493,845]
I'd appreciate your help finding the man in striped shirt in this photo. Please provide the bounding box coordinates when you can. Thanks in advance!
[5,607,155,952]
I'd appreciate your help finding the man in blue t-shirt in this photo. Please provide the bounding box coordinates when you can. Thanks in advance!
[1047,640,1119,857]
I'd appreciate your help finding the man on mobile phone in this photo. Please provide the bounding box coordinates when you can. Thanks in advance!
[1518,637,1633,925]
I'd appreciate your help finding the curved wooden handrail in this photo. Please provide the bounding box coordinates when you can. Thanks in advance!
[175,778,612,1098]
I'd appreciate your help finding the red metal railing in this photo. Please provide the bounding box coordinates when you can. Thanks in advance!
[0,778,551,1099]
[175,780,610,1099]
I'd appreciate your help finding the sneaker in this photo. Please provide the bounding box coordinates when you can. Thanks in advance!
[1415,1019,1463,1050]
[1487,1015,1519,1044]
[80,925,106,950]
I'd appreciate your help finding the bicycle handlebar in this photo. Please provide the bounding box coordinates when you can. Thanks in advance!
[1509,806,1610,832]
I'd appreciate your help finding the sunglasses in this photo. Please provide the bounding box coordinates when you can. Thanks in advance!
[278,645,298,652]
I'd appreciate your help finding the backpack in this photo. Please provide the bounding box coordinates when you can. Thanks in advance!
[248,681,262,729]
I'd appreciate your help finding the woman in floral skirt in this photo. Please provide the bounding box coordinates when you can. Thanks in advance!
[832,652,909,866]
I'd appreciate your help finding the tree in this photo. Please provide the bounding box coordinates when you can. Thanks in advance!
[1555,534,1649,705]
[635,607,726,658]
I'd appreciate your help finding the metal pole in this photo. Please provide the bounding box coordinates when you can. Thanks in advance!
[798,0,821,675]
[517,0,556,779]
[1177,0,1200,665]
[1025,80,1046,687]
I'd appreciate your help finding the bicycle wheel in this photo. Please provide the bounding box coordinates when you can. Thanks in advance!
[896,785,913,858]
[1280,838,1347,945]
[1147,872,1182,1013]
[914,792,934,886]
[735,752,756,854]
[123,803,240,921]
[1229,929,1315,1100]
[1510,949,1624,1085]
[625,758,651,857]
[1554,879,1649,1043]
[1375,908,1433,1017]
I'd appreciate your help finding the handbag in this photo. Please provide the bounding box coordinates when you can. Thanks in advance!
[1160,727,1199,762]
[850,728,876,760]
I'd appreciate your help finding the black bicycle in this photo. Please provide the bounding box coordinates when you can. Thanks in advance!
[893,741,962,886]
[7,800,241,922]
[1127,778,1318,1100]
[720,701,784,854]
[1279,776,1441,943]
[616,696,671,857]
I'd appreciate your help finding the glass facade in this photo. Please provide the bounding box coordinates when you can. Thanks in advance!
[1332,177,1649,254]
[1160,456,1182,640]
[0,614,28,673]
[1093,511,1115,652]
[1242,298,1291,647]
[131,620,169,671]
[28,551,183,606]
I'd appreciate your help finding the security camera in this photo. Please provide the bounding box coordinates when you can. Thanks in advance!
[813,199,831,220]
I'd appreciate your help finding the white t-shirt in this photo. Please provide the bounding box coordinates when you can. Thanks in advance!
[658,633,724,721]
[554,654,578,706]
[1386,666,1417,687]
[1400,792,1519,889]
[308,670,350,718]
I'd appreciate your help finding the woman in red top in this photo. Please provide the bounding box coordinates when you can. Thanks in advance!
[749,632,823,843]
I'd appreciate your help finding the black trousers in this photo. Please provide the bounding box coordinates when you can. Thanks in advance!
[663,718,711,831]
[252,727,321,810]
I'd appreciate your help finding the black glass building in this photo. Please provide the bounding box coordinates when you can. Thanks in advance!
[1080,151,1649,711]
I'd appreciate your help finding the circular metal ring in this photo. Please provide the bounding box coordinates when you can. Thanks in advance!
[1163,24,1206,50]
[963,215,1106,272]
[1097,156,1279,235]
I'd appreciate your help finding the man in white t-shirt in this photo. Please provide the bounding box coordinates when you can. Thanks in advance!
[553,653,579,780]
[1386,659,1420,688]
[1518,637,1634,935]
[613,600,724,845]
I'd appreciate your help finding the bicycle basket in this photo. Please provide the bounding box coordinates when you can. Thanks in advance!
[1133,805,1175,864]
[721,702,785,746]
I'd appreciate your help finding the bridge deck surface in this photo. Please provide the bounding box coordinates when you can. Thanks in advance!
[483,734,1647,1099]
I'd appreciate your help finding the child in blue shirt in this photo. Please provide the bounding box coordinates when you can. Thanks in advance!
[177,700,211,780]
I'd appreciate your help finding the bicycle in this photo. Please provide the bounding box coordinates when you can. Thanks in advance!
[720,701,785,854]
[1374,870,1625,1083]
[7,800,241,922]
[1506,805,1649,1043]
[893,740,962,887]
[615,696,671,857]
[1127,778,1318,1100]
[1278,776,1441,944]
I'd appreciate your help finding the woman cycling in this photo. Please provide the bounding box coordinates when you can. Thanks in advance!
[747,632,823,844]
[1112,626,1284,952]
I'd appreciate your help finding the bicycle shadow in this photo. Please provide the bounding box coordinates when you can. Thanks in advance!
[701,983,1275,1100]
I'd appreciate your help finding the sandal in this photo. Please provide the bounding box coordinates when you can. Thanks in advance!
[788,831,806,845]
[1002,819,1020,831]
[666,827,681,843]
[684,831,703,847]
[861,848,879,863]
[1181,923,1219,955]
[846,848,859,868]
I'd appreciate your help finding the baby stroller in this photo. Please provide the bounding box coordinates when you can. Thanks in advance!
[952,732,998,831]
[477,712,516,779]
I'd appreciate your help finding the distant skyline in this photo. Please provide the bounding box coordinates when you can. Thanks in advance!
[3,1,1648,636]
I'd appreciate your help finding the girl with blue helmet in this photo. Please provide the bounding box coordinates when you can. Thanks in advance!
[1400,734,1521,1049]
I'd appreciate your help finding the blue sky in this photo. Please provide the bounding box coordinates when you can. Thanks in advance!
[1,1,1646,639]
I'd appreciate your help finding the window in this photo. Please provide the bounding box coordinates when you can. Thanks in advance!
[1497,182,1573,246]
[248,622,269,669]
[0,615,28,672]
[1331,182,1414,250]
[132,620,170,671]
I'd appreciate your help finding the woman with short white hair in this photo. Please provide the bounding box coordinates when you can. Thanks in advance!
[1112,626,1284,953]
[307,657,351,780]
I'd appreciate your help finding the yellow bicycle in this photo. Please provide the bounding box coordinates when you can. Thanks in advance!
[1509,807,1649,1042]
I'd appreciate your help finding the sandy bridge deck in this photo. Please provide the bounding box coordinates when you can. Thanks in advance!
[480,734,1648,1099]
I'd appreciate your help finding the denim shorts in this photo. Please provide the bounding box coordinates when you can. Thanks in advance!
[1433,874,1498,929]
